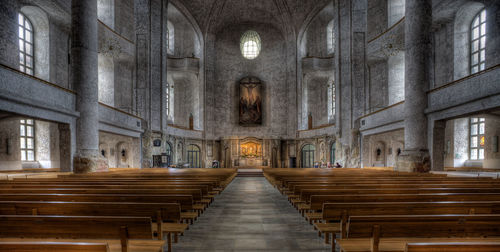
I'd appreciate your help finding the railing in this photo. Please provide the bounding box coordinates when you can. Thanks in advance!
[427,64,500,94]
[367,17,405,44]
[359,101,405,120]
[0,63,74,94]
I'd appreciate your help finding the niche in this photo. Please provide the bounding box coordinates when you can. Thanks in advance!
[116,142,129,167]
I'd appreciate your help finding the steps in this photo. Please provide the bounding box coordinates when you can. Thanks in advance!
[237,169,264,177]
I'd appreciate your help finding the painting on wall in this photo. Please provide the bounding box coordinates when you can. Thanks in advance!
[239,77,262,125]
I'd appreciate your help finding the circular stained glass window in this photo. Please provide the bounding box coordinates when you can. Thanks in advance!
[240,30,261,59]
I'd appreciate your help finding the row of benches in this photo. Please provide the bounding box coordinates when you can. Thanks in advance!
[0,168,237,252]
[263,168,500,252]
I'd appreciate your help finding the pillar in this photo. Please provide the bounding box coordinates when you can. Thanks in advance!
[0,1,20,68]
[71,0,107,173]
[396,0,432,172]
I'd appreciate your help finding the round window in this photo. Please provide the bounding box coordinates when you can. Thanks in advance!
[240,30,261,59]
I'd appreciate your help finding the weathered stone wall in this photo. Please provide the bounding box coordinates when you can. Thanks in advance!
[362,129,404,168]
[99,131,140,168]
[210,23,288,138]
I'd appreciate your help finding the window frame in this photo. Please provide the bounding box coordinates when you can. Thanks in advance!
[18,13,35,75]
[469,117,485,160]
[166,21,174,55]
[327,20,335,54]
[469,8,486,74]
[329,81,336,118]
[20,119,35,162]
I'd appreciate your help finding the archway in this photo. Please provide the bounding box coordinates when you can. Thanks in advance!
[187,144,201,168]
[301,144,315,168]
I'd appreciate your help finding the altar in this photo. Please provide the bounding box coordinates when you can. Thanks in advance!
[238,139,265,168]
[222,137,279,168]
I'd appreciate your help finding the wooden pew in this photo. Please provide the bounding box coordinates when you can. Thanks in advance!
[405,242,500,252]
[308,193,500,212]
[0,200,187,248]
[337,214,500,252]
[0,215,164,252]
[314,201,500,245]
[0,194,194,211]
[0,241,110,252]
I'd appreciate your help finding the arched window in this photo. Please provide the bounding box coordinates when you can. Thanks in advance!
[20,119,35,161]
[301,144,315,168]
[187,144,200,168]
[167,21,174,55]
[469,117,485,160]
[18,13,34,75]
[327,20,335,54]
[328,80,336,121]
[470,9,486,74]
[240,30,261,59]
[330,143,335,165]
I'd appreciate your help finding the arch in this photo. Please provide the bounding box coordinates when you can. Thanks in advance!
[187,144,201,168]
[330,142,336,165]
[116,141,130,168]
[301,144,316,168]
[20,6,50,81]
[469,8,486,74]
[165,141,173,166]
[454,2,485,80]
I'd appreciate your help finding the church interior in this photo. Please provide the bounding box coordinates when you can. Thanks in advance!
[0,0,499,251]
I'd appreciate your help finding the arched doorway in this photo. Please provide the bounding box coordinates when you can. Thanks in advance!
[187,144,201,168]
[165,142,173,166]
[330,142,335,165]
[301,144,315,168]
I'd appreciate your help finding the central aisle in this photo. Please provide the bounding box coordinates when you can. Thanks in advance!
[173,177,330,251]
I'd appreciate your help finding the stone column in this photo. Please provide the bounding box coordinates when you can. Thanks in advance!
[396,0,432,172]
[71,0,107,173]
[0,1,20,68]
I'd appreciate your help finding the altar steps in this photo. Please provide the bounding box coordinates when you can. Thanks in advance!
[237,169,264,177]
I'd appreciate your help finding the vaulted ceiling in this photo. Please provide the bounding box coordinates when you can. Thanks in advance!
[173,0,331,35]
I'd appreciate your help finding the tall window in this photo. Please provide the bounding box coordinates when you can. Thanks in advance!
[327,20,335,54]
[470,117,485,160]
[18,13,34,75]
[470,9,486,74]
[167,21,174,55]
[20,119,35,161]
[187,145,200,168]
[301,144,315,168]
[329,82,336,118]
[166,83,170,117]
[240,30,261,60]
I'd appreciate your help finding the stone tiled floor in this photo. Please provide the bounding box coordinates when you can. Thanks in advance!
[172,177,331,251]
